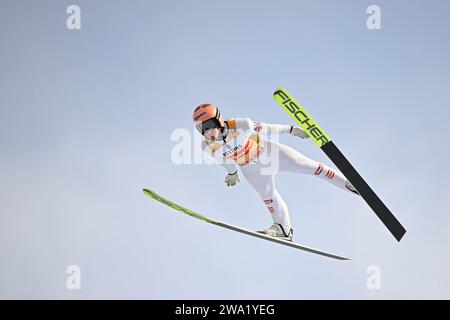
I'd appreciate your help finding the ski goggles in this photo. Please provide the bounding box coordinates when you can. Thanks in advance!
[196,118,221,135]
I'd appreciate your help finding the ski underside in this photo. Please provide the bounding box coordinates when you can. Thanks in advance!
[143,188,350,261]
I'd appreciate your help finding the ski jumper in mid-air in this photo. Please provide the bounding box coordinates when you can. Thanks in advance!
[193,103,359,241]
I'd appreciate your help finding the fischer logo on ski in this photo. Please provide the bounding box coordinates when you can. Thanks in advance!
[274,89,330,147]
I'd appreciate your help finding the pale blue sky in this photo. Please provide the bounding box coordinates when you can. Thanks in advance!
[0,0,449,299]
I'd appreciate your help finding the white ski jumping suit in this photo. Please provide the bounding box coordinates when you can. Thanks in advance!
[202,118,354,233]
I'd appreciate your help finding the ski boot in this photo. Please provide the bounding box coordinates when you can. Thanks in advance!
[257,223,293,242]
[345,179,360,195]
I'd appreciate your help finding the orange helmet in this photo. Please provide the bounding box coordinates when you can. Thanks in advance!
[192,103,225,135]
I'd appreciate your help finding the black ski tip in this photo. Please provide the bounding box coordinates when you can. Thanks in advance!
[395,229,406,242]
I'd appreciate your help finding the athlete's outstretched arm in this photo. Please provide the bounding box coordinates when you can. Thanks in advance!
[256,122,292,134]
[247,119,309,139]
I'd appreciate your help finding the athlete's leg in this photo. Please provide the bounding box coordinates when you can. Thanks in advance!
[271,141,357,194]
[240,164,292,233]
